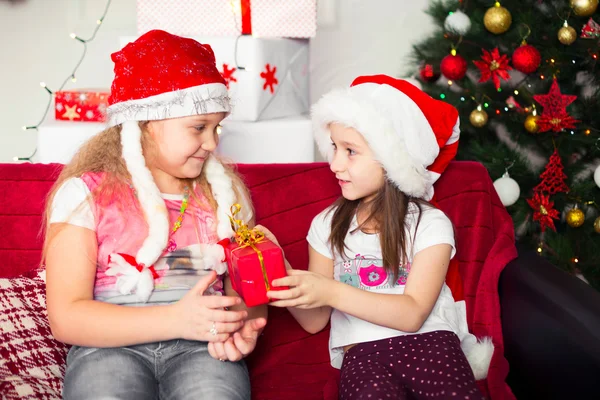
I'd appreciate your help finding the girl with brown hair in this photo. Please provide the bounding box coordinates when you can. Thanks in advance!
[265,75,493,400]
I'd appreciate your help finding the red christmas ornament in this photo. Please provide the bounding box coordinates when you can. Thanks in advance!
[419,64,441,82]
[534,149,570,194]
[512,43,541,74]
[527,192,560,232]
[473,48,512,90]
[221,63,237,89]
[260,63,278,93]
[533,79,580,132]
[440,53,468,80]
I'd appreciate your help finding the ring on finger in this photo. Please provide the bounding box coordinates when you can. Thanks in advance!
[209,322,218,336]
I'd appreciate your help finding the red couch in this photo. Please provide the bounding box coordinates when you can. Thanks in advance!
[0,161,517,399]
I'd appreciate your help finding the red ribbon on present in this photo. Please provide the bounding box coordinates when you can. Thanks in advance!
[241,0,252,35]
[108,253,159,279]
[227,204,271,291]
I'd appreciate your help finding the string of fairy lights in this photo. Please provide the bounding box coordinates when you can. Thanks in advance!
[430,1,599,138]
[15,0,112,162]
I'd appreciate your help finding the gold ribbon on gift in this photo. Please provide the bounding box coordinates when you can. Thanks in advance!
[229,204,270,291]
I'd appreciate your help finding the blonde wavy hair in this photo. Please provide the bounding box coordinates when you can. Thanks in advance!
[41,122,252,262]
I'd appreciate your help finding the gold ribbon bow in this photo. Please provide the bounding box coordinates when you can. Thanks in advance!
[228,204,270,291]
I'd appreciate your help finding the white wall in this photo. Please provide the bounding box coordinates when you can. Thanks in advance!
[310,0,434,100]
[0,0,434,163]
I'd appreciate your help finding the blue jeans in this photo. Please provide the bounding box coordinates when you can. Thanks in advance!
[62,340,250,400]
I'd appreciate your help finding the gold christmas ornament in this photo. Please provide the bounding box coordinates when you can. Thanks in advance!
[524,114,540,133]
[469,107,488,127]
[558,22,577,45]
[484,2,512,34]
[570,0,598,17]
[566,207,585,228]
[594,216,600,233]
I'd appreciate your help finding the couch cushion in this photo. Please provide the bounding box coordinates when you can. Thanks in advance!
[0,164,62,278]
[0,272,68,399]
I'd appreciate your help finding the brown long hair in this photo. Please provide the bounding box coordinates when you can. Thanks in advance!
[328,179,432,282]
[41,122,251,262]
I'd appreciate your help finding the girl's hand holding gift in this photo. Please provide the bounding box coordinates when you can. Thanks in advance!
[267,269,338,309]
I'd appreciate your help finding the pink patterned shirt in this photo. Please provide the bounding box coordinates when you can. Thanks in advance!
[49,172,252,305]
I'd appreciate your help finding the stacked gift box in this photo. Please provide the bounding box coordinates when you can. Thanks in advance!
[39,1,317,165]
[37,89,110,163]
[131,0,318,163]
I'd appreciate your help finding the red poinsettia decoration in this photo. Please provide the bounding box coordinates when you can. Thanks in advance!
[527,192,560,232]
[473,48,512,90]
[533,79,579,133]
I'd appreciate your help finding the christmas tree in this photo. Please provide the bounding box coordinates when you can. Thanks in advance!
[410,0,600,290]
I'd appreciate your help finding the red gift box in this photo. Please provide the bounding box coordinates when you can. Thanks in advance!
[223,237,288,307]
[54,89,109,122]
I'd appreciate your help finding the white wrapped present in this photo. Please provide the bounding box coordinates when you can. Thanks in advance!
[37,121,105,164]
[120,35,309,122]
[216,115,314,163]
[137,0,317,38]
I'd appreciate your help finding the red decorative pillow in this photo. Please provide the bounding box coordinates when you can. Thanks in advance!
[0,273,68,399]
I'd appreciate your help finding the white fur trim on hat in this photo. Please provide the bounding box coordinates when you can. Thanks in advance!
[425,117,461,199]
[121,121,170,270]
[312,83,440,199]
[107,83,231,127]
[452,299,494,380]
[448,118,461,147]
[105,253,155,303]
[465,337,495,380]
[203,155,236,240]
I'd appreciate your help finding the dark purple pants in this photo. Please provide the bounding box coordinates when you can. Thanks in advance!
[339,330,484,400]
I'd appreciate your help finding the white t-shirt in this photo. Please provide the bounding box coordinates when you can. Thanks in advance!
[307,203,459,369]
[49,177,96,230]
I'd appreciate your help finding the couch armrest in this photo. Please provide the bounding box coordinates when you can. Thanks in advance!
[499,246,600,399]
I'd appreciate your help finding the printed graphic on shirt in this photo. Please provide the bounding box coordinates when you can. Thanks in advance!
[153,244,225,295]
[95,197,228,301]
[337,254,410,290]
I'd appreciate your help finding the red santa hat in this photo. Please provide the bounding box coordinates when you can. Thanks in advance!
[312,74,460,201]
[105,30,236,293]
